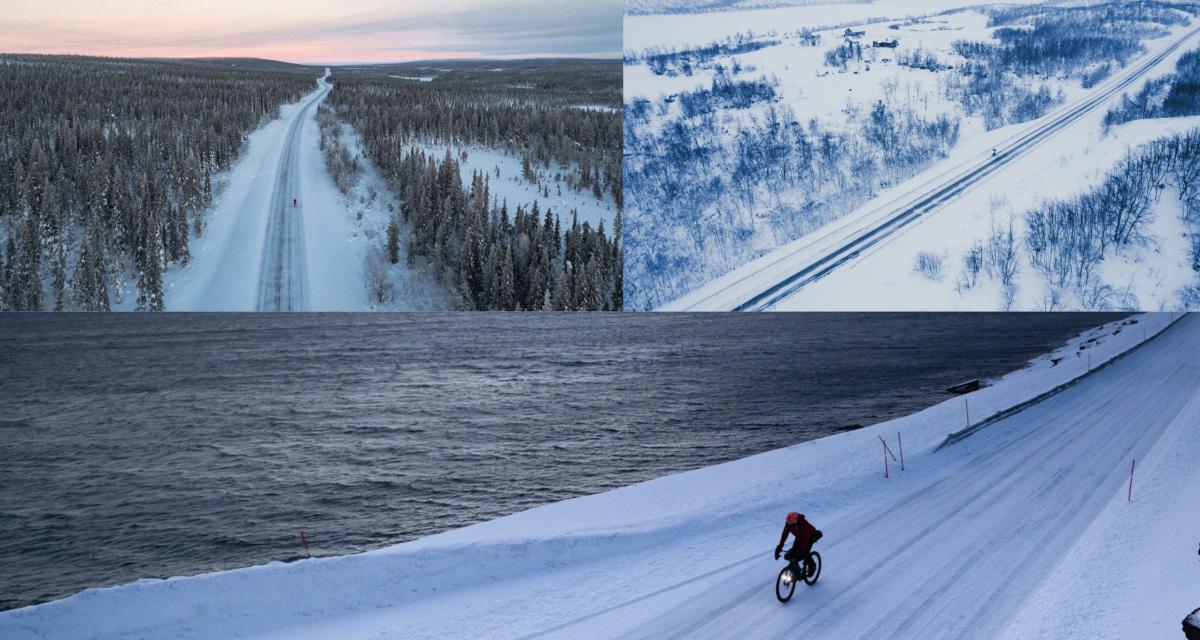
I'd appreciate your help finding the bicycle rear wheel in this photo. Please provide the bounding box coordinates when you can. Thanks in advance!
[776,564,798,602]
[804,551,822,585]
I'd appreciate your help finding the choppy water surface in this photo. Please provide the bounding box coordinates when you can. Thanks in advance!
[0,312,1120,610]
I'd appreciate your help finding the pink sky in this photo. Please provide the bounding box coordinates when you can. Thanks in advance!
[0,0,621,63]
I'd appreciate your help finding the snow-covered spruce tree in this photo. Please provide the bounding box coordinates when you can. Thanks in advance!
[322,62,623,310]
[0,54,319,310]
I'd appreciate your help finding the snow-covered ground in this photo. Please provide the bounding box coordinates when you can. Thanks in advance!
[638,2,1200,311]
[406,142,619,230]
[322,124,454,311]
[758,17,1200,312]
[4,313,1197,640]
[624,0,1041,52]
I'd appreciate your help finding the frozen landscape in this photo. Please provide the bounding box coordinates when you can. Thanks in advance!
[626,0,1200,311]
[3,313,1197,639]
[0,56,622,311]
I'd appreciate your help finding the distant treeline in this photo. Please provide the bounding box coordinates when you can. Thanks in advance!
[325,61,622,207]
[632,34,781,77]
[0,54,318,311]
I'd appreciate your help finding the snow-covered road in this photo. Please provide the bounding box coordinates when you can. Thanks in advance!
[608,320,1198,638]
[4,315,1197,640]
[662,24,1200,311]
[160,70,378,311]
[256,75,331,311]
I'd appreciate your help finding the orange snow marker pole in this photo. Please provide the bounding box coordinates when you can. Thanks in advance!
[898,432,905,472]
[301,530,311,558]
[1128,459,1135,502]
[879,435,898,480]
[883,438,889,479]
[964,397,971,428]
[878,435,897,462]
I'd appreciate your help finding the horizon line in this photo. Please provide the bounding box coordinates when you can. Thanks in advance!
[1,50,623,66]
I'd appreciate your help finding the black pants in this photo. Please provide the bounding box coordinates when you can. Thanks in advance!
[785,544,812,563]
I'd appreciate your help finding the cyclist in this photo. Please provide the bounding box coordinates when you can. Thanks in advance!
[774,512,822,566]
[293,197,298,207]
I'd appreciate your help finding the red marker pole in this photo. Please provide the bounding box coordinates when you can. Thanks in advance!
[878,435,897,461]
[1128,459,1135,502]
[898,432,905,471]
[883,439,889,479]
[301,530,312,558]
[964,397,971,428]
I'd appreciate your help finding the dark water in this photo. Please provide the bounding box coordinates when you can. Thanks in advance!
[0,312,1120,611]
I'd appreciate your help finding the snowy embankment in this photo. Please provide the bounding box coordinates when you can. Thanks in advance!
[318,123,454,311]
[1,314,1194,640]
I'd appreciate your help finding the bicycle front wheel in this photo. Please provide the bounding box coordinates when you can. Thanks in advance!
[776,565,798,603]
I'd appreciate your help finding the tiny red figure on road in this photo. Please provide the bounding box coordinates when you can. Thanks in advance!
[293,197,297,208]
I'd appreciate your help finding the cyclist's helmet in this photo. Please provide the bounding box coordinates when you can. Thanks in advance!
[786,512,802,524]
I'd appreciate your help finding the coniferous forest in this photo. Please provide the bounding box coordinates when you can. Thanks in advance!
[0,55,318,311]
[325,60,624,310]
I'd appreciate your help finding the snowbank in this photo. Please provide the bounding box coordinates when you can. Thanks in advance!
[0,314,1181,640]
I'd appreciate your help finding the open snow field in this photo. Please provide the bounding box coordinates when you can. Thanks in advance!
[775,114,1200,311]
[4,313,1196,639]
[630,0,1200,310]
[623,0,1041,52]
[407,142,619,231]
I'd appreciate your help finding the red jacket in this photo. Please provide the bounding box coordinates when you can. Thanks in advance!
[779,519,818,549]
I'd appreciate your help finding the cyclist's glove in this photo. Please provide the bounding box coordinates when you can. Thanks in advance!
[774,545,782,560]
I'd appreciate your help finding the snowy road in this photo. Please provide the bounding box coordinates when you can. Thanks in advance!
[257,76,330,311]
[663,26,1200,311]
[507,316,1200,639]
[160,71,378,312]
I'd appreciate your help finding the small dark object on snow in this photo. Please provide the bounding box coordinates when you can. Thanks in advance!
[946,379,981,394]
[1183,607,1200,640]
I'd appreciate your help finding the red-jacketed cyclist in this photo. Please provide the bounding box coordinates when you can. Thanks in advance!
[774,512,822,564]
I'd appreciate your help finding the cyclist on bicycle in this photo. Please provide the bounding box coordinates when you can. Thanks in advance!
[774,512,822,564]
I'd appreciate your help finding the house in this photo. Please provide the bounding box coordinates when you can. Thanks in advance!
[873,39,899,49]
[844,28,866,38]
